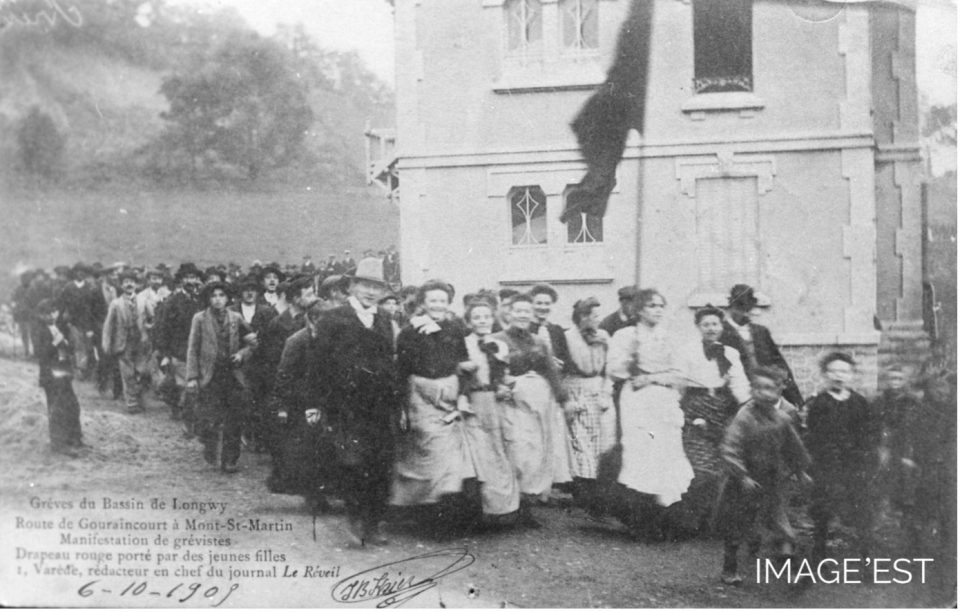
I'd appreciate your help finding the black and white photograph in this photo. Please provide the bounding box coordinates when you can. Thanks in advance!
[0,0,955,607]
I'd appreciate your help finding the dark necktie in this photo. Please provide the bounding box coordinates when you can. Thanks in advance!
[703,341,732,378]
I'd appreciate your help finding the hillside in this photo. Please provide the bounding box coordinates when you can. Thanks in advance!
[0,1,399,293]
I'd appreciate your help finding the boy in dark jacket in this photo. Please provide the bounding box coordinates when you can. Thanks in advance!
[717,366,811,585]
[805,351,880,562]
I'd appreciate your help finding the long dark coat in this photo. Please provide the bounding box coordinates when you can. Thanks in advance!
[719,320,803,407]
[312,305,400,451]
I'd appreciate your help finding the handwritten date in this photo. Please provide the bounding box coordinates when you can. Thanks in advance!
[77,579,239,607]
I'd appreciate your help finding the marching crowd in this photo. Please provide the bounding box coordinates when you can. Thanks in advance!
[9,254,956,585]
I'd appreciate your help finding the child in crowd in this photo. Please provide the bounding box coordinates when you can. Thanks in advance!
[35,298,85,454]
[805,352,879,562]
[884,364,956,557]
[717,366,811,585]
[873,365,921,511]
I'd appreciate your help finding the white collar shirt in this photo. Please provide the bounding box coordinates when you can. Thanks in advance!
[349,295,377,329]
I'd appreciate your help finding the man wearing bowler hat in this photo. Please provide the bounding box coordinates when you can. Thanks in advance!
[305,257,400,546]
[57,262,99,380]
[155,263,204,423]
[102,270,148,414]
[719,284,803,408]
[230,274,278,452]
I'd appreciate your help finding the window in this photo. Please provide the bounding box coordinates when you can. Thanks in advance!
[510,186,548,245]
[505,0,543,56]
[564,185,603,243]
[560,0,598,52]
[694,177,760,290]
[692,0,752,94]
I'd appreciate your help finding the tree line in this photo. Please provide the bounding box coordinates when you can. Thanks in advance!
[9,0,393,187]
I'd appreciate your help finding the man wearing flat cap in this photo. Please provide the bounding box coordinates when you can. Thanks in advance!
[600,285,639,337]
[307,257,400,546]
[719,284,803,407]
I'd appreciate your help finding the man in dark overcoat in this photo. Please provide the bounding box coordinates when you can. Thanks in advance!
[57,263,99,379]
[270,301,326,498]
[308,257,400,546]
[719,284,804,408]
[230,274,278,451]
[154,263,204,423]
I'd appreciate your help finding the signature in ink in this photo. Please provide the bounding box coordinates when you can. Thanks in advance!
[0,0,83,32]
[331,547,475,608]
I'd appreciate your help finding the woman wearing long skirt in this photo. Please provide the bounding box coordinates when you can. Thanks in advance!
[462,299,521,521]
[392,280,476,517]
[35,299,84,454]
[607,289,693,539]
[562,297,615,511]
[529,284,574,487]
[493,293,571,526]
[673,305,750,534]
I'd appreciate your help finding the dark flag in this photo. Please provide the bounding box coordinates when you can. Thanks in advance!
[563,0,654,224]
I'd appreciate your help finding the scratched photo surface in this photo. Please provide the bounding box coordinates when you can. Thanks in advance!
[0,0,956,608]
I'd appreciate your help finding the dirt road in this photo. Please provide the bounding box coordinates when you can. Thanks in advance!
[0,356,953,607]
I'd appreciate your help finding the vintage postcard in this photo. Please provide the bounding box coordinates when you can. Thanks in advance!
[0,0,955,608]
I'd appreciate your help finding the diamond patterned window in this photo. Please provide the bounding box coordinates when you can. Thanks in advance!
[564,185,603,243]
[510,186,548,245]
[560,0,598,51]
[505,0,543,55]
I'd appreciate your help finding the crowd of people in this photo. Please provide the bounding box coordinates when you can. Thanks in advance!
[8,254,956,586]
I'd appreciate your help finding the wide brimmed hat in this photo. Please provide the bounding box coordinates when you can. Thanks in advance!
[118,270,139,283]
[728,284,758,309]
[174,262,202,281]
[238,274,261,291]
[71,262,93,279]
[259,264,285,282]
[348,257,387,286]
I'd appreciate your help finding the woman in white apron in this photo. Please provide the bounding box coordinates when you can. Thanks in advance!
[606,289,694,539]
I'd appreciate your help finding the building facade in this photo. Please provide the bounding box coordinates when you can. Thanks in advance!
[386,0,924,395]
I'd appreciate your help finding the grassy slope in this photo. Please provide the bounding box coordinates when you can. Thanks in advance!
[1,185,399,273]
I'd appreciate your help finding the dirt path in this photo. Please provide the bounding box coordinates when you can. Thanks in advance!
[0,356,953,607]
